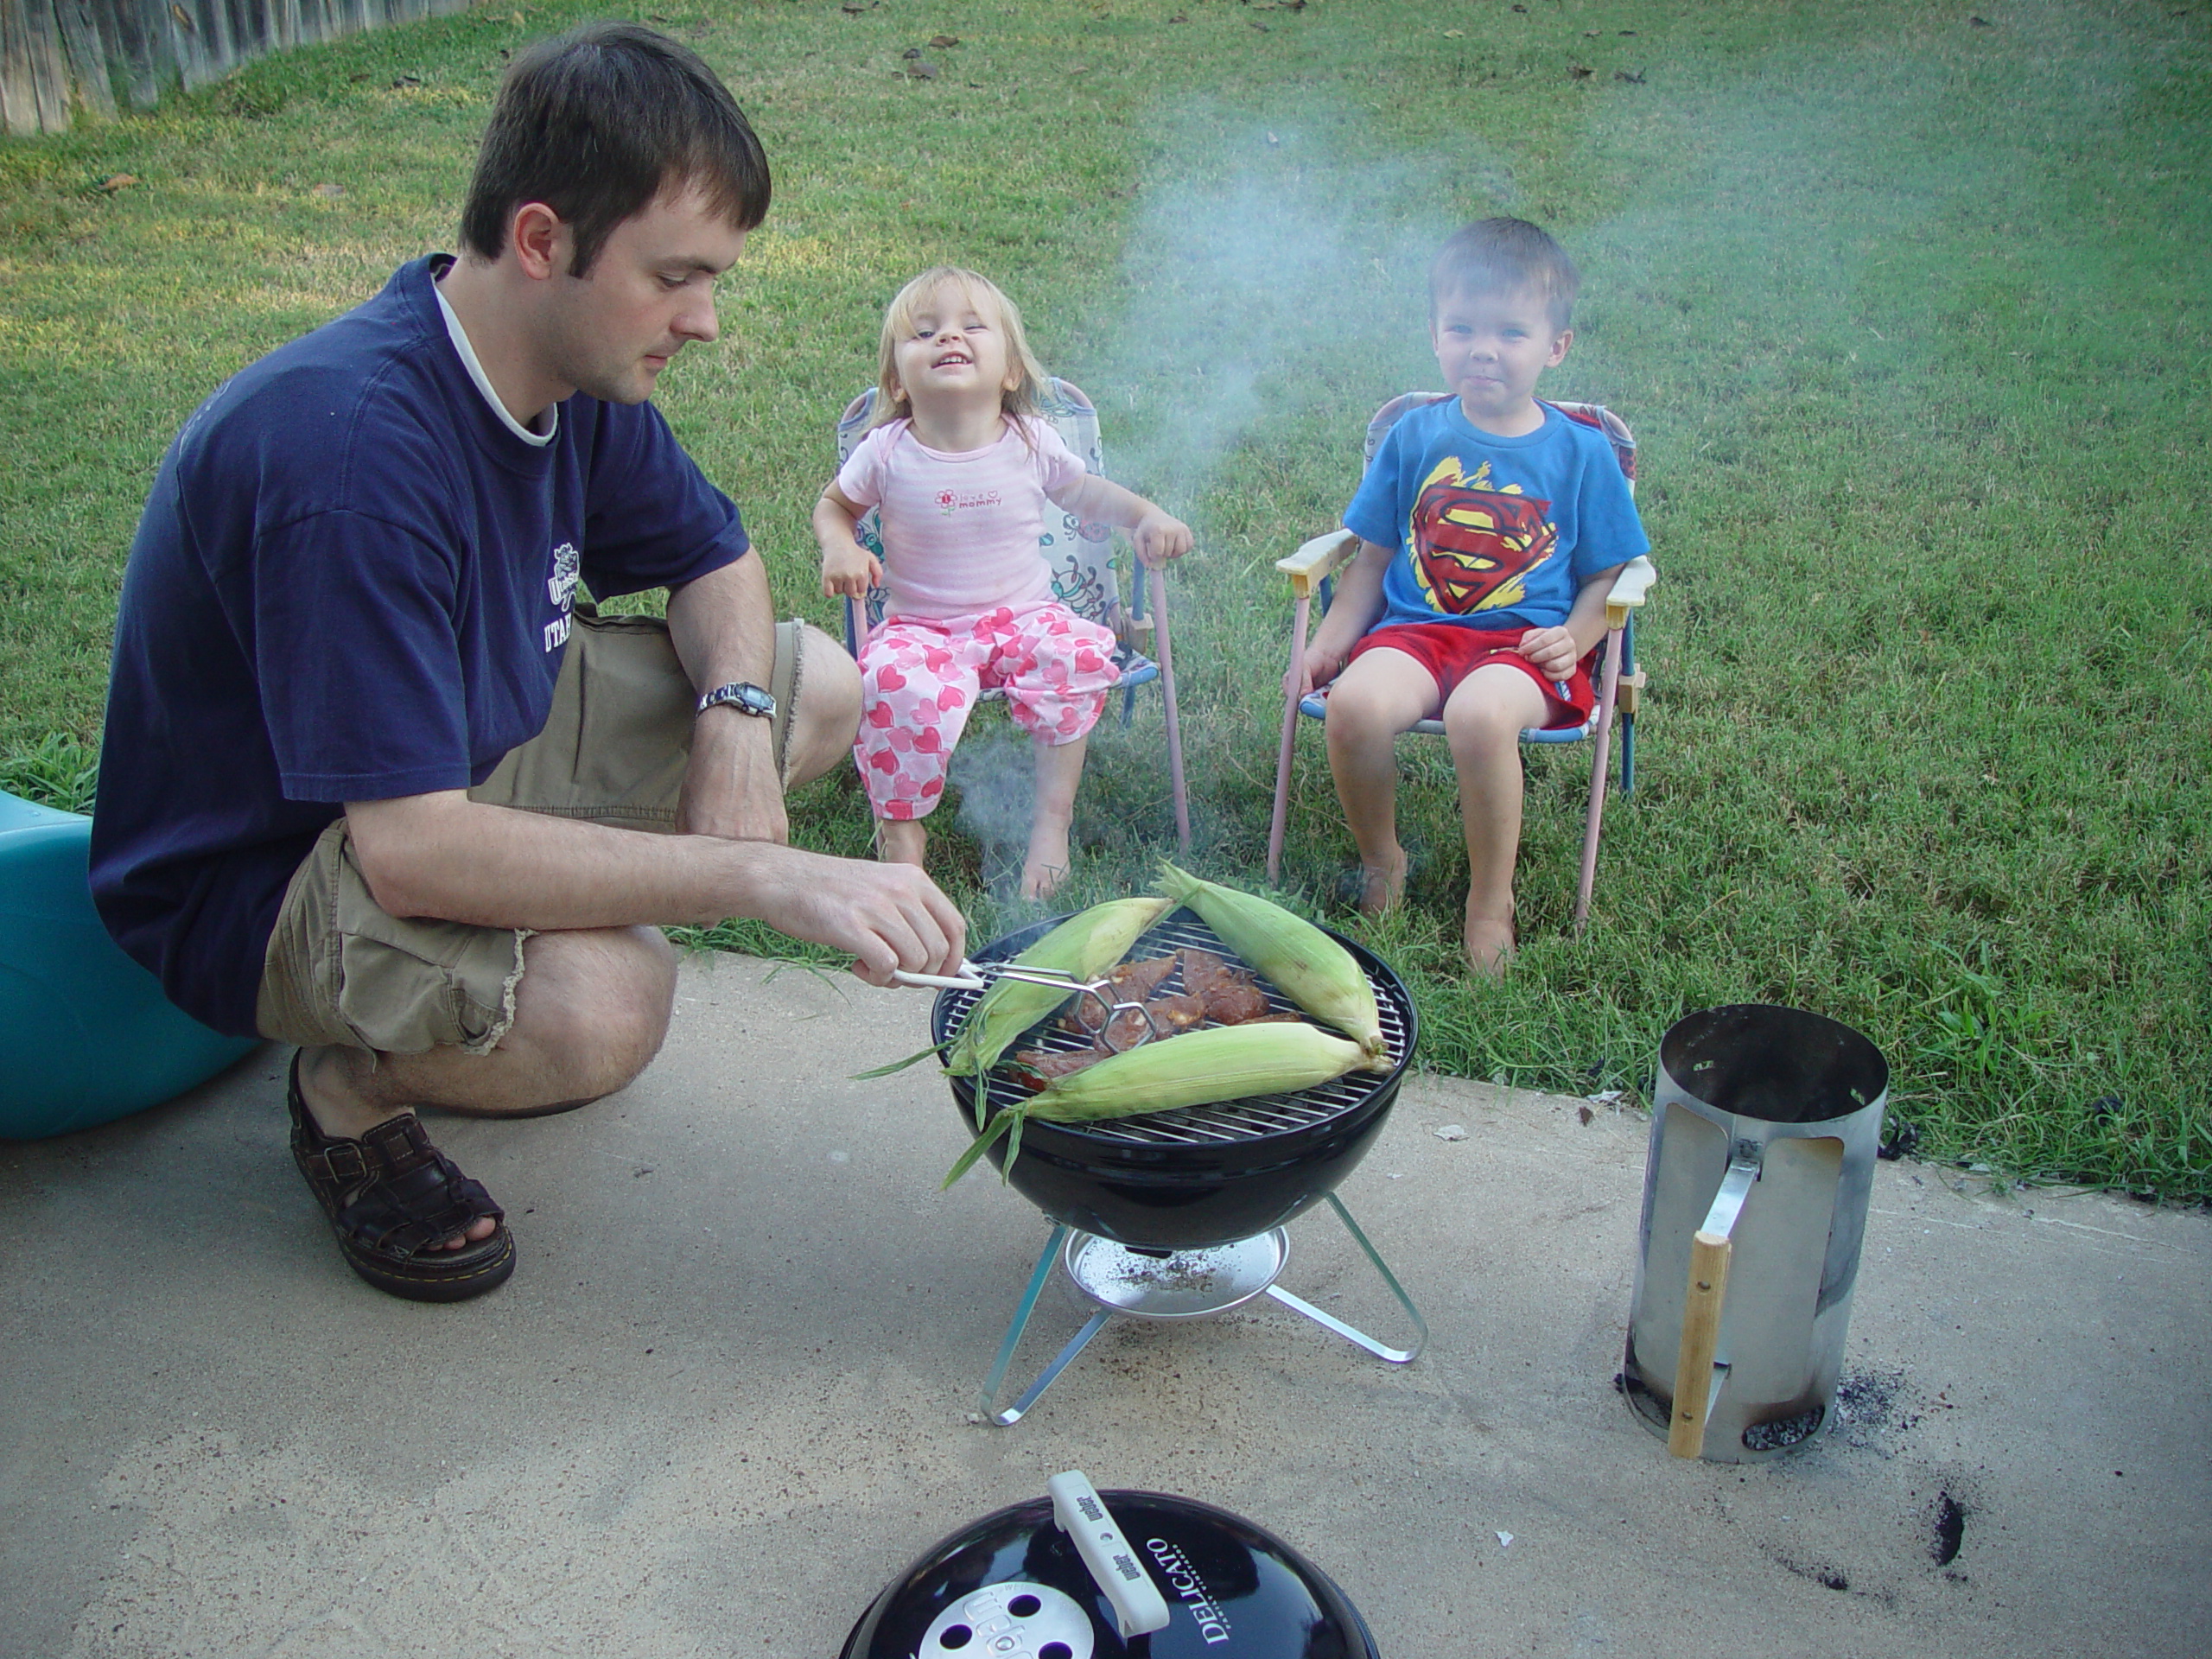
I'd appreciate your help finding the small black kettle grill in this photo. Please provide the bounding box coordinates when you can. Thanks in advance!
[933,912,1427,1424]
[841,1470,1381,1659]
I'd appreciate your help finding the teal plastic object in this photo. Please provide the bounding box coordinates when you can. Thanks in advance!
[0,789,257,1138]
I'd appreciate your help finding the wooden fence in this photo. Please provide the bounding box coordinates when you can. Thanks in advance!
[1,0,472,137]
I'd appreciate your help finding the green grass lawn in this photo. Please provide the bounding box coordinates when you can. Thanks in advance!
[2,0,2205,1197]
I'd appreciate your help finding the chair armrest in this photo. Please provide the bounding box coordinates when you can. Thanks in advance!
[1275,530,1358,600]
[1606,556,1657,610]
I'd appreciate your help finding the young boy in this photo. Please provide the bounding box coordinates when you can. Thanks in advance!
[1297,218,1649,974]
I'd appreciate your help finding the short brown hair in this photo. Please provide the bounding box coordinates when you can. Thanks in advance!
[459,22,771,276]
[1429,218,1580,330]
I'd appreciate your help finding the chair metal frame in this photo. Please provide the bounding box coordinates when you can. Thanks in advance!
[834,377,1191,851]
[1264,393,1656,931]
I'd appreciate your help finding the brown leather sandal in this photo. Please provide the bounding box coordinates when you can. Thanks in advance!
[287,1052,516,1302]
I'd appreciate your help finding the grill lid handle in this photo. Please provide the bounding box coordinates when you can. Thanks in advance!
[1047,1471,1173,1637]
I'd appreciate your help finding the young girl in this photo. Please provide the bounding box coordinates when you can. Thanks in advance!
[815,267,1192,899]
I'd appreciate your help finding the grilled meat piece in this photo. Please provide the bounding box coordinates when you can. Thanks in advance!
[1182,947,1274,1025]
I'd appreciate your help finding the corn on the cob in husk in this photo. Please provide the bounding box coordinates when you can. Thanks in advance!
[943,1020,1367,1187]
[939,895,1175,1080]
[1155,862,1389,1068]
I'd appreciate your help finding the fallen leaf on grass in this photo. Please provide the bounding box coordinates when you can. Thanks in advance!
[310,181,345,198]
[1167,11,1186,19]
[98,174,139,193]
[905,57,938,79]
[1067,62,1091,73]
[1568,61,1592,79]
[1444,27,1464,36]
[1615,67,1645,83]
[929,33,959,47]
[1969,13,1993,24]
[1249,18,1268,29]
[391,73,423,88]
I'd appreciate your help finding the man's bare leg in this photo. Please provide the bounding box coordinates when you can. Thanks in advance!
[1442,664,1549,976]
[294,923,678,1247]
[781,624,864,788]
[1324,649,1440,913]
[1021,734,1087,900]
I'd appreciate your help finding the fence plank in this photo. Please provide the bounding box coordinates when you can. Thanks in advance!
[57,0,116,117]
[5,0,474,132]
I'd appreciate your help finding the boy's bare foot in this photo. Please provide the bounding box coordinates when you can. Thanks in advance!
[1020,822,1073,900]
[1464,912,1516,978]
[1357,849,1409,916]
[876,817,926,868]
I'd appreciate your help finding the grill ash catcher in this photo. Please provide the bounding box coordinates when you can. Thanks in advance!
[931,912,1427,1426]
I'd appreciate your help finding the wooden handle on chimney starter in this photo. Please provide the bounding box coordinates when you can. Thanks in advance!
[1667,1229,1733,1459]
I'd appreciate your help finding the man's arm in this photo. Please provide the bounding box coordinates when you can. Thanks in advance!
[664,554,786,843]
[346,791,965,985]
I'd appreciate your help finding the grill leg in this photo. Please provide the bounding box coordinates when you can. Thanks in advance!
[1262,1194,1428,1363]
[990,1309,1115,1427]
[981,1223,1114,1426]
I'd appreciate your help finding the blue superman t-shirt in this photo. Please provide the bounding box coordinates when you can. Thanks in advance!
[91,256,749,1036]
[1344,397,1647,634]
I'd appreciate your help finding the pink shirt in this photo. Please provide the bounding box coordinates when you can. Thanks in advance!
[835,416,1089,620]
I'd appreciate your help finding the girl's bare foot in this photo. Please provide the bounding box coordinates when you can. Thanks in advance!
[1464,912,1516,977]
[876,817,926,868]
[1020,821,1072,900]
[1357,849,1409,915]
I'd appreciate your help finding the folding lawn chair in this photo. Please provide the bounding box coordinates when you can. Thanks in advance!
[834,377,1192,850]
[1264,393,1657,931]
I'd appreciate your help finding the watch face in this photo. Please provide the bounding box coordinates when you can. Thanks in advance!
[704,683,775,718]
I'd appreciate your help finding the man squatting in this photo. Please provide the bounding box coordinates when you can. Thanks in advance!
[89,23,969,1302]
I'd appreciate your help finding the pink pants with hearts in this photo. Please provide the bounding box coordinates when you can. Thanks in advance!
[855,603,1122,821]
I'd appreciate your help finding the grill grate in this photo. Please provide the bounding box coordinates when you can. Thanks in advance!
[941,912,1413,1146]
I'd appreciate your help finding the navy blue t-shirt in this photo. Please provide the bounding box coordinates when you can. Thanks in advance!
[91,257,749,1036]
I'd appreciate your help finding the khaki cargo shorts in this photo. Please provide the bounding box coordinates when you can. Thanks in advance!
[254,612,806,1057]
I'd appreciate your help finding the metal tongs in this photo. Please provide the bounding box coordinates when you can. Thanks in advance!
[892,959,1166,1052]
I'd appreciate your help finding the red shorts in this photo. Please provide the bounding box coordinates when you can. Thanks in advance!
[1345,621,1596,730]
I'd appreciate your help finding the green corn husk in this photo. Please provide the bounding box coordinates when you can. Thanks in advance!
[942,1021,1367,1187]
[1154,861,1389,1068]
[939,895,1176,1080]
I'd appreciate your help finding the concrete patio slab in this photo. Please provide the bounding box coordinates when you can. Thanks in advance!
[3,950,2206,1658]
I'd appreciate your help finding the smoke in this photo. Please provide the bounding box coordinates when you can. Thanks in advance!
[947,722,1039,890]
[1073,107,1485,508]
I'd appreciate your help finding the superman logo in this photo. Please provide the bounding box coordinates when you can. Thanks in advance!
[1408,457,1554,614]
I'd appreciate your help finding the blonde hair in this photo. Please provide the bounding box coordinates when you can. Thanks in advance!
[869,265,1050,431]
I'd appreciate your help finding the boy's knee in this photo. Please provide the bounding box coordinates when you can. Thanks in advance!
[1442,695,1531,760]
[1323,681,1393,741]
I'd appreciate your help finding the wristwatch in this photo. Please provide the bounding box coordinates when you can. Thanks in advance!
[696,681,778,720]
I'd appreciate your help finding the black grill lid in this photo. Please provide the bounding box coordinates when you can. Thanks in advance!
[841,1471,1381,1659]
